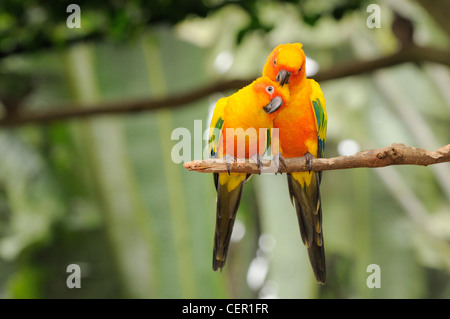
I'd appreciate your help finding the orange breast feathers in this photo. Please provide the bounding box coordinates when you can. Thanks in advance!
[273,81,318,159]
[221,124,268,159]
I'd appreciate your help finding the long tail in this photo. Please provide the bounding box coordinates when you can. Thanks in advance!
[213,172,247,271]
[287,172,326,284]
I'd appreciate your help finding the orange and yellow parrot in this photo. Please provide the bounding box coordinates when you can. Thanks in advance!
[263,43,328,284]
[208,76,290,271]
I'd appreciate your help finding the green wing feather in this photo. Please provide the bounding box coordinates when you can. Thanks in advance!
[310,80,327,159]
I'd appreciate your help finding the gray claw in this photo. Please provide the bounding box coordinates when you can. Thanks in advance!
[251,154,264,175]
[273,153,287,175]
[223,154,237,175]
[304,152,314,173]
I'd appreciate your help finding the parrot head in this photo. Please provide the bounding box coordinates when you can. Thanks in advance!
[263,43,306,87]
[253,76,290,114]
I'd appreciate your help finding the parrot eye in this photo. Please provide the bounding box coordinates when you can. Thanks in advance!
[298,66,302,73]
[274,58,277,66]
[266,86,274,94]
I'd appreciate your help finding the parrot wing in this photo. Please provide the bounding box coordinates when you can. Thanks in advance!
[208,97,248,271]
[310,79,327,159]
[208,98,225,191]
[287,79,327,284]
[208,98,226,160]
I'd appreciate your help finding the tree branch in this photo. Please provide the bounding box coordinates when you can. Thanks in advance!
[183,143,450,174]
[313,45,450,82]
[0,79,251,127]
[1,45,449,127]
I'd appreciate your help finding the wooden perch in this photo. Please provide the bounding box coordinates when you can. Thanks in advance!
[183,143,450,174]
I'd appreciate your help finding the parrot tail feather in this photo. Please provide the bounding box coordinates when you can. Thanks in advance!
[213,173,247,271]
[287,172,326,284]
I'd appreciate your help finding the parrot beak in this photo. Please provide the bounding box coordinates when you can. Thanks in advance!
[276,69,291,86]
[263,96,283,114]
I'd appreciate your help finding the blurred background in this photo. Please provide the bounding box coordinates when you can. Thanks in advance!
[0,0,449,299]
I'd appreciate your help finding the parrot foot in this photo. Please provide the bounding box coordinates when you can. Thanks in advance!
[223,154,237,175]
[273,153,287,175]
[251,154,264,175]
[304,152,315,173]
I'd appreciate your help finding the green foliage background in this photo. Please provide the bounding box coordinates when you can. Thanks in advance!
[0,0,449,298]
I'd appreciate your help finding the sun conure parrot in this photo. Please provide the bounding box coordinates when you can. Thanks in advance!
[262,43,328,284]
[208,76,290,271]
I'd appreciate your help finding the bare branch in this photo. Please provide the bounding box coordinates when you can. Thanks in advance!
[0,79,252,127]
[1,45,449,127]
[313,46,450,82]
[183,143,450,174]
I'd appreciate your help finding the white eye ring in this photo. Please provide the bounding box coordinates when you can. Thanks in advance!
[266,86,274,94]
